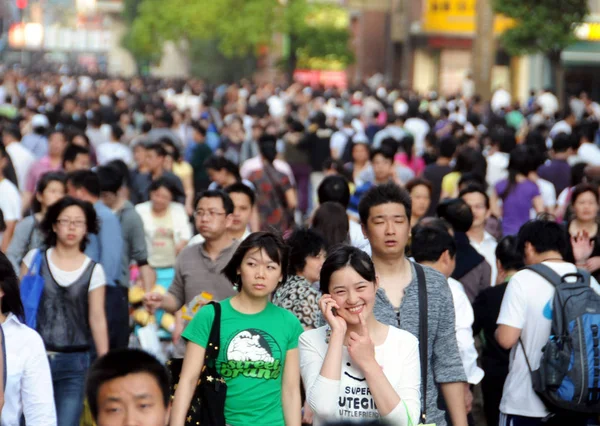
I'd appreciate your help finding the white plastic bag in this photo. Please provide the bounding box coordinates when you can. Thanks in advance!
[137,320,165,363]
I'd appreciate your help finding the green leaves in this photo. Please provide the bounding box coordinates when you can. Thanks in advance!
[121,0,353,72]
[492,0,588,56]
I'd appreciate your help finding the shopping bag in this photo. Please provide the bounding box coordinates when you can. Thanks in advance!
[20,250,45,329]
[138,320,165,363]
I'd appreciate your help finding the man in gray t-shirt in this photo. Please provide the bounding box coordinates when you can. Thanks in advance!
[358,182,468,426]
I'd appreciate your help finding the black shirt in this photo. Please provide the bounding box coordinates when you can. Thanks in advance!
[423,163,452,216]
[472,281,510,368]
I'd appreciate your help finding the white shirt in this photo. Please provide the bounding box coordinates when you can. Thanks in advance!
[330,128,354,160]
[497,262,600,417]
[549,120,572,139]
[1,314,56,426]
[578,143,600,166]
[448,278,484,385]
[348,220,371,256]
[486,152,510,191]
[6,143,35,191]
[530,178,556,219]
[491,89,511,114]
[187,228,251,247]
[96,142,134,167]
[537,92,559,117]
[469,231,498,287]
[239,156,297,186]
[23,248,106,292]
[404,117,430,156]
[0,179,21,222]
[299,325,421,426]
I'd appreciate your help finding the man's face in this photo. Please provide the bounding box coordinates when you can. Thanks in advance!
[372,154,393,182]
[65,153,91,172]
[194,196,231,241]
[48,132,67,157]
[462,192,489,229]
[145,150,164,173]
[362,202,410,258]
[229,192,252,233]
[95,372,170,426]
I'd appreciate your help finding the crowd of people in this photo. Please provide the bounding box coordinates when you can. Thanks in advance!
[0,70,600,426]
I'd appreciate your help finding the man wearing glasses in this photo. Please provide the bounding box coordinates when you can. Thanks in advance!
[144,190,238,357]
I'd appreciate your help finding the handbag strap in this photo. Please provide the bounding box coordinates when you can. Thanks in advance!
[414,263,428,423]
[28,249,43,276]
[0,324,6,392]
[204,302,222,361]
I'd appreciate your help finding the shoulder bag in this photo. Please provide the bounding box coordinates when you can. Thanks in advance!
[20,250,45,329]
[167,301,226,426]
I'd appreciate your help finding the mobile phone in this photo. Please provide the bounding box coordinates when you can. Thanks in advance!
[332,307,338,316]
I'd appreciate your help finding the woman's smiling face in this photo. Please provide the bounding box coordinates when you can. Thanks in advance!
[328,266,377,326]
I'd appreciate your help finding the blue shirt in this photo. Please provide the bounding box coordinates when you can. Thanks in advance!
[21,134,48,159]
[86,201,123,287]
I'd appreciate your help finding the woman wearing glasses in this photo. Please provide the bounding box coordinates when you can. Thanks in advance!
[135,177,192,288]
[20,196,108,426]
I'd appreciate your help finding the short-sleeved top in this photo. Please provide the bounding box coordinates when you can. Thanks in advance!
[272,275,321,329]
[182,299,304,426]
[248,167,294,232]
[495,179,540,236]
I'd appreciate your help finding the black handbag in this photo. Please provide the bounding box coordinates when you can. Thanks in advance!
[167,301,227,426]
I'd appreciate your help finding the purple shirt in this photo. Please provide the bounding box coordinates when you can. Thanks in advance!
[25,156,61,193]
[538,159,571,196]
[496,179,540,236]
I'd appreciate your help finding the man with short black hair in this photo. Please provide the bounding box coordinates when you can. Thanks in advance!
[86,349,171,426]
[496,219,600,426]
[144,190,239,356]
[130,142,185,205]
[359,182,468,426]
[97,164,154,292]
[63,144,91,172]
[424,136,456,216]
[538,132,572,195]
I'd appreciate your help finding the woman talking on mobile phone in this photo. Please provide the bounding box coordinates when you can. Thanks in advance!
[171,232,304,426]
[299,245,421,426]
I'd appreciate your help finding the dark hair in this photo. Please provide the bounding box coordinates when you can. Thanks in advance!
[370,146,395,163]
[499,145,531,200]
[146,142,167,157]
[3,124,21,141]
[191,121,207,136]
[222,232,288,291]
[86,349,170,420]
[571,162,588,187]
[160,137,181,162]
[524,130,547,154]
[141,121,152,133]
[439,137,457,159]
[287,228,327,275]
[517,218,571,260]
[401,134,415,162]
[106,160,130,188]
[194,189,234,215]
[405,178,433,197]
[225,182,256,206]
[358,182,412,225]
[96,165,123,194]
[203,156,241,181]
[62,144,90,169]
[312,202,350,249]
[551,132,572,153]
[0,251,25,321]
[318,175,351,208]
[579,122,598,144]
[495,235,524,272]
[258,134,278,163]
[67,170,101,198]
[410,224,457,263]
[148,177,182,201]
[454,147,485,177]
[41,196,99,251]
[110,124,124,141]
[490,127,517,153]
[459,184,490,209]
[571,183,599,205]
[319,245,376,294]
[32,171,67,213]
[436,198,474,233]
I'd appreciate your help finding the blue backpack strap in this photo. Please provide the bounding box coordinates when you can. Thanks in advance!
[0,325,5,392]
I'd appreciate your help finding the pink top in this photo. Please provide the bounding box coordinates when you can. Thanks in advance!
[25,157,62,192]
[395,152,425,176]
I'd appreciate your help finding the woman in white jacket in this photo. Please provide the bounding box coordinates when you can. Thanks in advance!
[299,245,421,426]
[135,177,191,288]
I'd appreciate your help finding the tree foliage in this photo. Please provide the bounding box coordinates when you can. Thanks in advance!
[493,0,588,56]
[121,0,353,73]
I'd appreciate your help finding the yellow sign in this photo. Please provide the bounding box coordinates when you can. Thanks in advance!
[575,23,600,41]
[423,0,514,35]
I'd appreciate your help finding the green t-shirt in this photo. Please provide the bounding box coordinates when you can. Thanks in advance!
[182,298,304,426]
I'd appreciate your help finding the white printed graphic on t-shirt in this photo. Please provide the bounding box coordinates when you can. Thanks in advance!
[338,361,380,420]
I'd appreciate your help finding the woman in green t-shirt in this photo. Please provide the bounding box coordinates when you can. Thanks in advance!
[171,232,304,426]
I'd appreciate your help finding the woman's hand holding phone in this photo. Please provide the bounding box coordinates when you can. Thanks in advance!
[319,294,347,335]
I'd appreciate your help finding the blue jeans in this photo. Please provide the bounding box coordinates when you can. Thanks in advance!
[48,352,90,426]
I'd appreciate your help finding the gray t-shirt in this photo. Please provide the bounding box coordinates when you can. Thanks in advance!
[115,201,148,287]
[373,262,467,426]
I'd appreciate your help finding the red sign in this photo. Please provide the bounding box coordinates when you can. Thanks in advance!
[293,70,347,89]
[16,0,27,10]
